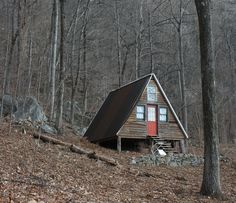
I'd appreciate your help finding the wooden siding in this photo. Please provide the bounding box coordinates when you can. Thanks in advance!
[118,79,185,140]
[158,123,184,140]
[118,108,147,139]
[117,81,148,139]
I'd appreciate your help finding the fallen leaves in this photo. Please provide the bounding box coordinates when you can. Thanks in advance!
[0,122,235,202]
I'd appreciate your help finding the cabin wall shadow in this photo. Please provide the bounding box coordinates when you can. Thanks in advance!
[99,138,150,153]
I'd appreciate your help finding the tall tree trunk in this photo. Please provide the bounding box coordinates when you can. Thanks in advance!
[55,0,65,133]
[81,28,87,127]
[178,24,187,153]
[169,0,188,153]
[195,0,222,197]
[4,0,18,94]
[15,0,21,98]
[1,4,10,119]
[114,0,122,86]
[81,0,90,127]
[49,0,59,122]
[148,10,154,73]
[70,49,81,125]
[135,0,144,79]
[69,19,78,125]
[70,1,82,125]
[225,33,236,144]
[27,31,33,96]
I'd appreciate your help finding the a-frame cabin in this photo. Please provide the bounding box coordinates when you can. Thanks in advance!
[84,74,188,153]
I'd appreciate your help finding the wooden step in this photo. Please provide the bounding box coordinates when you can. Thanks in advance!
[150,138,175,154]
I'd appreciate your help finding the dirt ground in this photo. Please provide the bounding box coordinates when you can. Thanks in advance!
[0,122,235,203]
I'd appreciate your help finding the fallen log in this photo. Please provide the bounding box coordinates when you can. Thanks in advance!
[70,144,94,155]
[87,152,118,166]
[70,145,118,166]
[33,133,118,166]
[33,133,71,147]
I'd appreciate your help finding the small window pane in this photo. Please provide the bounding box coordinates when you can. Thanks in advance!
[137,113,144,120]
[137,106,144,113]
[160,115,167,122]
[160,108,167,114]
[147,84,157,102]
[136,106,145,120]
[148,86,156,93]
[159,107,168,122]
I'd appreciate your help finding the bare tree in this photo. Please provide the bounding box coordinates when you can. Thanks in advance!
[27,30,33,96]
[224,28,236,143]
[81,0,90,127]
[114,0,122,86]
[135,0,144,79]
[168,0,192,153]
[15,0,22,98]
[55,0,65,133]
[147,6,154,73]
[3,0,18,94]
[49,0,59,122]
[69,1,81,125]
[195,0,222,198]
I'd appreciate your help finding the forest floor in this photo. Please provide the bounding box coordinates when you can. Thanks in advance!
[0,122,235,203]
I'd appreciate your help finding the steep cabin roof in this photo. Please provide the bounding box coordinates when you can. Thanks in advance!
[84,74,188,142]
[84,75,151,142]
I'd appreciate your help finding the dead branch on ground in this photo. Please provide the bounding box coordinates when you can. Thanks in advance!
[33,133,118,166]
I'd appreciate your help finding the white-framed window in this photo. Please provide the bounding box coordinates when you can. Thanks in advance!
[159,107,168,122]
[147,84,157,102]
[136,105,145,120]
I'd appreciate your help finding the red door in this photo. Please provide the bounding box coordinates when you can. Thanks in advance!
[147,105,157,136]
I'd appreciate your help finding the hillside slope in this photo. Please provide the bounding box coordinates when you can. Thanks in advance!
[0,122,235,203]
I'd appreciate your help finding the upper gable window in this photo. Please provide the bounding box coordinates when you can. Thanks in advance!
[147,83,157,102]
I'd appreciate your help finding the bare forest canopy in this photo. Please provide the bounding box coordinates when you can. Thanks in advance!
[0,0,236,144]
